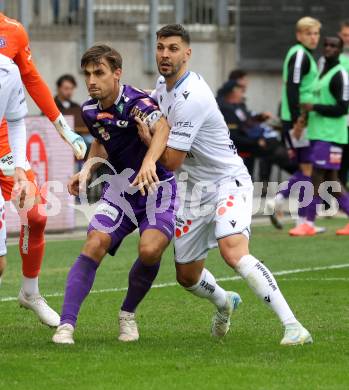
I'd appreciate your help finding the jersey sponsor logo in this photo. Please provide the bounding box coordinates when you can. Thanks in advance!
[174,121,194,129]
[199,280,215,294]
[97,112,114,120]
[0,152,15,176]
[95,203,120,221]
[0,37,7,48]
[130,105,148,122]
[171,130,191,138]
[182,91,190,100]
[116,120,129,128]
[255,263,277,291]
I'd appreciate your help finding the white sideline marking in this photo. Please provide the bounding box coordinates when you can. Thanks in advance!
[1,263,348,303]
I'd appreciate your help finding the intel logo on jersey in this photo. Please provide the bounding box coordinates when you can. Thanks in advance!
[0,37,7,48]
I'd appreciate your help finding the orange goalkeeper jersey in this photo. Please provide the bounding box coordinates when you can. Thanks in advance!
[0,13,60,157]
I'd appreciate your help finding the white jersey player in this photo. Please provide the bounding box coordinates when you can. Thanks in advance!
[0,54,29,285]
[136,24,312,345]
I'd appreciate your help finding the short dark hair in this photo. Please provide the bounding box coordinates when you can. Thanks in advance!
[81,44,122,71]
[217,79,239,97]
[56,74,77,88]
[228,69,247,81]
[340,19,349,29]
[156,24,190,45]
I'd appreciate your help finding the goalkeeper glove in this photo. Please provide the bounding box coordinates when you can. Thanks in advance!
[53,113,87,160]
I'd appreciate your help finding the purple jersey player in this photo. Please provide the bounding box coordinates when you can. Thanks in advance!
[52,44,177,344]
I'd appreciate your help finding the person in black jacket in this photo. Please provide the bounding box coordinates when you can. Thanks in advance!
[217,80,296,186]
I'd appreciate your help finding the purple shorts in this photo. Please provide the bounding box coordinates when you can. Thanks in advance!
[88,178,178,256]
[311,140,343,170]
[293,146,312,164]
[283,123,312,164]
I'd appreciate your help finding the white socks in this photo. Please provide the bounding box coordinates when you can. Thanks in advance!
[186,268,227,309]
[235,255,297,326]
[22,276,40,297]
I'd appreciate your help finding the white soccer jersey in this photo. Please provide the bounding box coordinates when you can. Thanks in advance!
[0,54,27,123]
[154,71,249,203]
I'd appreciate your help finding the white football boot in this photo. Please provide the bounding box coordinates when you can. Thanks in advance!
[18,289,60,327]
[314,225,326,234]
[118,310,139,342]
[211,291,242,338]
[280,323,313,346]
[52,324,75,344]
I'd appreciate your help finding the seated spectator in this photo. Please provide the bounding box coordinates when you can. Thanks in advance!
[217,80,296,189]
[228,68,248,93]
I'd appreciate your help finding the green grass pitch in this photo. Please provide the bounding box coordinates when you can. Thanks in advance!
[1,219,349,390]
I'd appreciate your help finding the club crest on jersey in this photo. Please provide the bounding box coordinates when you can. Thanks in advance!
[98,127,110,141]
[0,37,7,48]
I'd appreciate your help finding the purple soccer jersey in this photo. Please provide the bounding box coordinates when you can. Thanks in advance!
[81,84,178,254]
[81,84,172,181]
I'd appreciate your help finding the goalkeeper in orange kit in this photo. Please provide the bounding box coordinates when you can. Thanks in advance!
[0,12,87,327]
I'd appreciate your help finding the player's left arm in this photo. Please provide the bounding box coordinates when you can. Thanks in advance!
[13,23,87,159]
[304,70,349,117]
[4,67,29,205]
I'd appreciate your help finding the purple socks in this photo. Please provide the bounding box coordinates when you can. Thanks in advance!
[278,171,308,199]
[338,193,349,215]
[121,258,160,313]
[60,254,99,327]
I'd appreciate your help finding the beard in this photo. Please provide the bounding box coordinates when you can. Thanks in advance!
[157,61,181,78]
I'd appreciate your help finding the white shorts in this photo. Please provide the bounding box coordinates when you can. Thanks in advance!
[0,188,6,256]
[174,176,253,263]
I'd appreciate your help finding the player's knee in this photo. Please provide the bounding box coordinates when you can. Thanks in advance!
[83,231,110,261]
[139,242,163,264]
[176,269,199,288]
[26,205,47,233]
[219,235,249,267]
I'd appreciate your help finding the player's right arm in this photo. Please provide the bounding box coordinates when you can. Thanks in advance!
[68,139,107,196]
[13,23,86,159]
[161,96,206,171]
[286,50,311,123]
